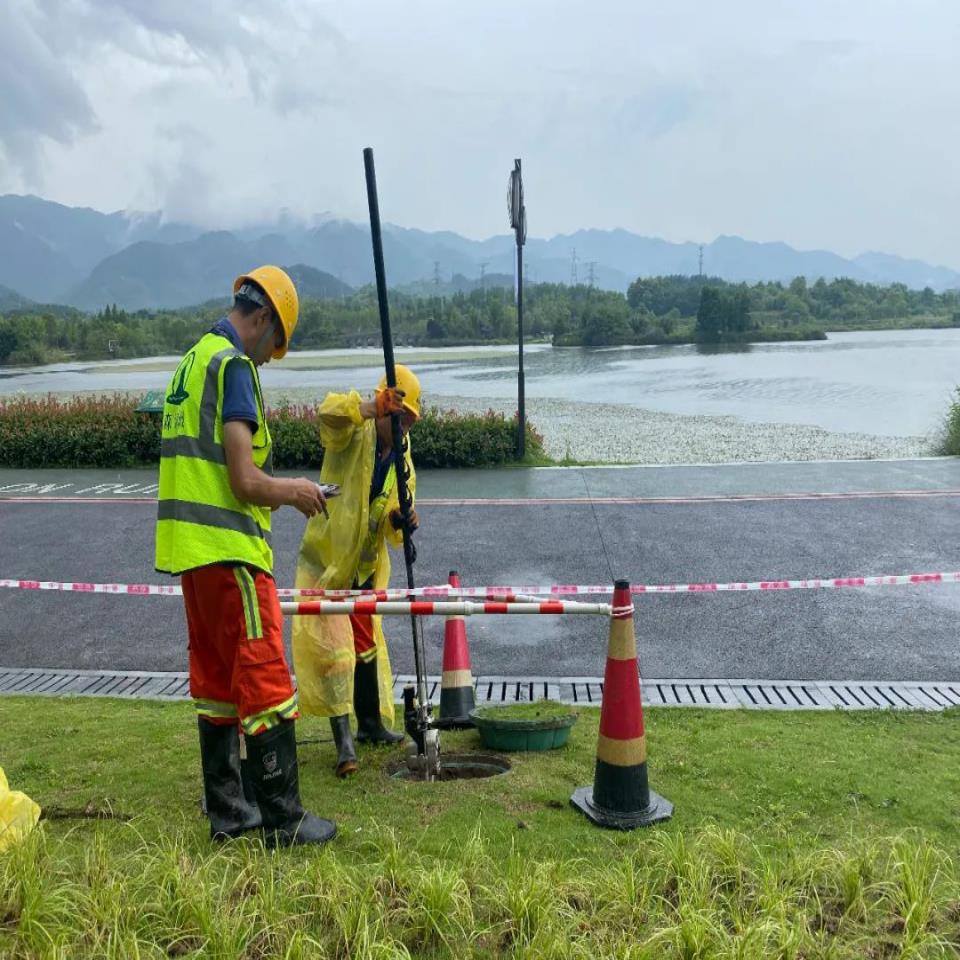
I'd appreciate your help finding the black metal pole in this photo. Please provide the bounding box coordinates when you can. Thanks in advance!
[516,237,525,459]
[363,148,397,387]
[362,147,428,719]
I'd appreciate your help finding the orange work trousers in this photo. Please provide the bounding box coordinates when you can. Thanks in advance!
[182,563,299,736]
[350,575,378,664]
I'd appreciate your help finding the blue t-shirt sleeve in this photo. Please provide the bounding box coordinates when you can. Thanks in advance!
[221,358,258,430]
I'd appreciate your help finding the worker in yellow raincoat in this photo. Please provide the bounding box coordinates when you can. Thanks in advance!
[293,365,421,776]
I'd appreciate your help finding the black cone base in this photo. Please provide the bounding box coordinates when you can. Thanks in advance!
[436,687,476,729]
[570,784,673,830]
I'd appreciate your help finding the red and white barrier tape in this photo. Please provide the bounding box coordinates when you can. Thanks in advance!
[0,579,545,601]
[279,600,610,617]
[0,579,184,596]
[1,571,958,600]
[283,574,959,598]
[435,572,956,596]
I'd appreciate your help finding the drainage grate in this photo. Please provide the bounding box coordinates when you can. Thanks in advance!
[0,668,191,700]
[628,679,958,711]
[392,675,956,711]
[1,668,958,711]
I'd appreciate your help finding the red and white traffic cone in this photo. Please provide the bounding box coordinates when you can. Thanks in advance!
[571,579,672,829]
[436,570,477,728]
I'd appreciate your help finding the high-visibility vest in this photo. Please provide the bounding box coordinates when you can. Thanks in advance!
[155,332,273,575]
[355,462,397,585]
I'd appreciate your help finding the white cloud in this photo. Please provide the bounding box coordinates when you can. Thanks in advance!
[2,0,959,266]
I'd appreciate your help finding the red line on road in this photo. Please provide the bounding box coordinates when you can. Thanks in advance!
[0,498,157,504]
[4,490,960,506]
[419,490,960,506]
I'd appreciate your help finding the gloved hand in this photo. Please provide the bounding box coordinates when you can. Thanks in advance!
[375,387,407,418]
[390,508,419,532]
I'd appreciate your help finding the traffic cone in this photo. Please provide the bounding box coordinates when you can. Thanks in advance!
[571,579,672,829]
[436,570,476,728]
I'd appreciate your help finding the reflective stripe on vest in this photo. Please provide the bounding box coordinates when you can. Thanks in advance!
[356,462,397,583]
[155,332,273,575]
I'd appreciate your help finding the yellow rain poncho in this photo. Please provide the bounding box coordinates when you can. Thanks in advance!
[293,390,416,722]
[0,767,40,851]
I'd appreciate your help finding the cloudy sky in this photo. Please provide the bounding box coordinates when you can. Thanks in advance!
[3,0,959,265]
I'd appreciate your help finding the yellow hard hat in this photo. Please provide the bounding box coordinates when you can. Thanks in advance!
[234,265,299,360]
[378,364,421,419]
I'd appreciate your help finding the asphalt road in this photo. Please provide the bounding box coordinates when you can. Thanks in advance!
[3,460,960,680]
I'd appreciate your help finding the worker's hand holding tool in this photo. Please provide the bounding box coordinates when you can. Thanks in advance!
[287,478,328,518]
[390,507,419,532]
[375,386,407,418]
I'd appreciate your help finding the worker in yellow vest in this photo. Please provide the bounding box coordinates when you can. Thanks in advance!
[155,265,335,847]
[292,366,421,776]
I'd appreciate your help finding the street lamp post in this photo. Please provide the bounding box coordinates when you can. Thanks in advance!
[508,158,527,458]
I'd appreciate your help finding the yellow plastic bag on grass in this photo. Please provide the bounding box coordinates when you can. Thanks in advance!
[0,766,40,851]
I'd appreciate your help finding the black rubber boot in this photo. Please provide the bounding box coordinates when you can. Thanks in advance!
[330,715,359,778]
[245,720,337,848]
[354,659,404,745]
[197,718,263,840]
[239,732,259,807]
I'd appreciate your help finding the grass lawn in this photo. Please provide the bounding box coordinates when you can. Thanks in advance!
[2,697,960,958]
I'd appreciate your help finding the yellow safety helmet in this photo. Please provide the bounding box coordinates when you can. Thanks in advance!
[234,265,299,360]
[378,364,421,419]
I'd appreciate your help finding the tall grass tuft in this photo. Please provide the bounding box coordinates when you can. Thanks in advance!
[886,836,951,949]
[3,824,960,958]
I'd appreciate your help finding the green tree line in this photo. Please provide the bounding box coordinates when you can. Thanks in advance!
[0,287,521,365]
[2,275,959,364]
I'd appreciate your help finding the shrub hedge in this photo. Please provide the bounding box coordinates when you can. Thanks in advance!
[413,406,544,468]
[268,403,325,469]
[0,396,544,469]
[0,396,159,468]
[935,386,960,456]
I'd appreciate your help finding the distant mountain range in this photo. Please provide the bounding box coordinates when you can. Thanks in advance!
[0,283,31,311]
[1,194,958,312]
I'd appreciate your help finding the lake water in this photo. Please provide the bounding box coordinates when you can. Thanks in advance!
[1,329,957,437]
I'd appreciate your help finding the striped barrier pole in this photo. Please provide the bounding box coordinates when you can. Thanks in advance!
[287,588,549,602]
[278,600,612,617]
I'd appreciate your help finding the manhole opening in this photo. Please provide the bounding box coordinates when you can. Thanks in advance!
[386,752,512,782]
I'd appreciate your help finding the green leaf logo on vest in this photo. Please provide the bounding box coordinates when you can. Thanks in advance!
[167,352,195,405]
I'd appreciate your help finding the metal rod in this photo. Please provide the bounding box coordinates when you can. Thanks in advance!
[514,158,525,459]
[362,146,429,717]
[517,239,525,459]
